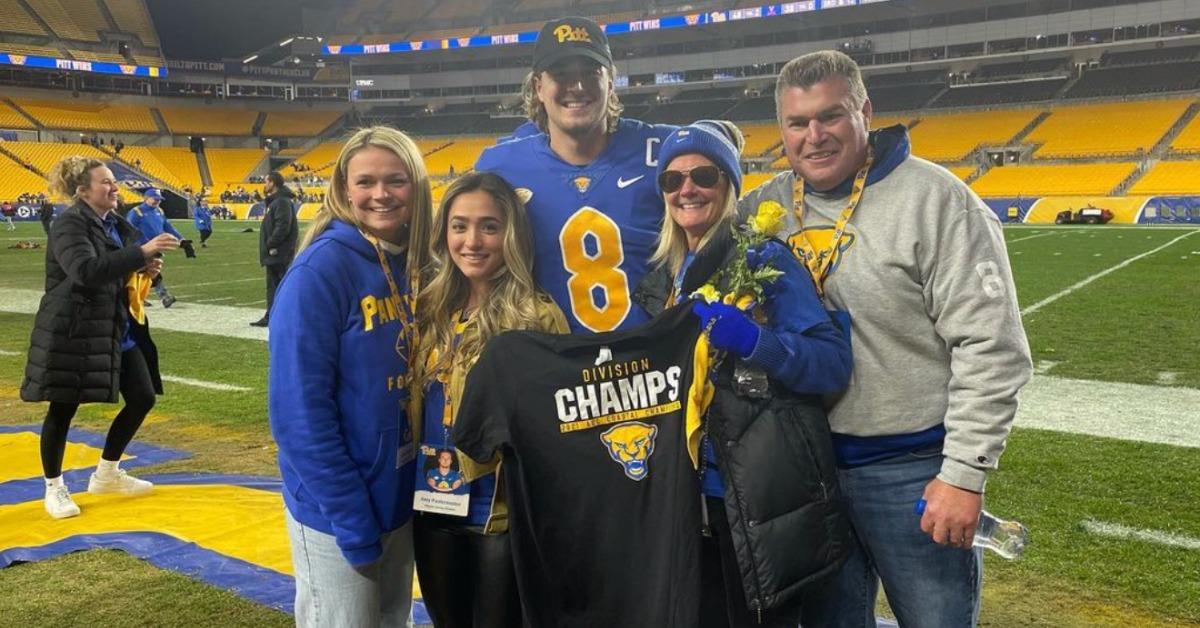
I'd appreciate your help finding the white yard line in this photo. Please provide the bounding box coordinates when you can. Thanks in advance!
[1,288,269,342]
[1016,375,1200,449]
[1033,360,1059,375]
[1081,520,1200,550]
[1021,231,1198,317]
[1156,372,1179,386]
[194,296,235,303]
[174,276,262,289]
[1007,232,1055,244]
[0,349,20,356]
[160,374,252,392]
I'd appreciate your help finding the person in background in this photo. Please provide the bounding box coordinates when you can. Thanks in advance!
[252,172,298,327]
[269,126,432,627]
[193,199,213,248]
[22,156,179,519]
[39,198,55,234]
[413,172,568,628]
[634,120,852,627]
[128,188,182,308]
[738,50,1032,627]
[2,200,15,231]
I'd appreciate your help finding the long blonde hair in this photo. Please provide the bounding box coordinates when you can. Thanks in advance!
[300,126,432,280]
[417,172,548,380]
[47,155,106,201]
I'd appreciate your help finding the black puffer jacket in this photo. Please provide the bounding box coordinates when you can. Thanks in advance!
[633,226,851,612]
[260,185,298,267]
[21,202,162,404]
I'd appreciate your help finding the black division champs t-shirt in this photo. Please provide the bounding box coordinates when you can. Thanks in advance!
[453,304,703,628]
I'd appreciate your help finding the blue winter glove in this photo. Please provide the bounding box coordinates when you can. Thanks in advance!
[745,244,787,299]
[692,300,760,358]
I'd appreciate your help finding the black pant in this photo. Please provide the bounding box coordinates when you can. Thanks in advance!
[700,497,803,628]
[40,345,156,478]
[198,228,212,244]
[413,514,523,628]
[264,263,286,317]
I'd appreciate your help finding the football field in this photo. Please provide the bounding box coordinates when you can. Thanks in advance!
[0,220,1197,626]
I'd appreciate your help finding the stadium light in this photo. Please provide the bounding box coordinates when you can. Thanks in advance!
[279,38,295,47]
[243,54,259,63]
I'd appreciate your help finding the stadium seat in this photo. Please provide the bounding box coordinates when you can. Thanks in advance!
[205,148,269,193]
[970,162,1136,197]
[260,111,344,137]
[159,107,258,136]
[119,146,203,192]
[1169,112,1200,154]
[103,0,160,47]
[1127,161,1200,196]
[14,99,157,133]
[24,0,106,42]
[0,2,47,36]
[1027,100,1192,158]
[908,110,1042,161]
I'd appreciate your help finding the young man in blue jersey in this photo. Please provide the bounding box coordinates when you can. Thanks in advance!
[128,188,181,308]
[475,16,677,333]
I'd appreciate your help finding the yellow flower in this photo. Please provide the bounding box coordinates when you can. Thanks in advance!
[722,293,736,305]
[692,284,720,304]
[751,200,787,237]
[735,294,756,311]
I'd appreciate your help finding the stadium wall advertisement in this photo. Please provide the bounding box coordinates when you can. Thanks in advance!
[0,53,164,77]
[983,197,1200,224]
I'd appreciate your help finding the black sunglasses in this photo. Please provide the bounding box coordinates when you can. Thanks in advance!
[657,165,723,193]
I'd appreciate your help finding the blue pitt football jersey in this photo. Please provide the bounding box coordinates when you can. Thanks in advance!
[476,118,677,333]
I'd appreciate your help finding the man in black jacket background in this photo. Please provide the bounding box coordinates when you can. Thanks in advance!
[252,171,298,327]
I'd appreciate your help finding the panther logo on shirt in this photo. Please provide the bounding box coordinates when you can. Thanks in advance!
[600,421,658,481]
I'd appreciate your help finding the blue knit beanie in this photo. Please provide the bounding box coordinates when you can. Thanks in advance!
[656,120,743,198]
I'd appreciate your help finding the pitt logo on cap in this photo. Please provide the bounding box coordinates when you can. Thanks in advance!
[554,25,592,43]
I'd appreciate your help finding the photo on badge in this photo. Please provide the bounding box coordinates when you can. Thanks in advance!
[414,443,470,516]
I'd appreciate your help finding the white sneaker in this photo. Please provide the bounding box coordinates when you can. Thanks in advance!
[88,469,153,495]
[45,485,81,519]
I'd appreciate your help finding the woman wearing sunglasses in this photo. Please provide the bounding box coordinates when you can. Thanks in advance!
[634,120,853,627]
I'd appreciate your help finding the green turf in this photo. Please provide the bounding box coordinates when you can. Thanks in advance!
[1,220,1198,625]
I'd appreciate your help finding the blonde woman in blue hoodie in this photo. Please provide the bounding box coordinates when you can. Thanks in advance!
[268,126,431,627]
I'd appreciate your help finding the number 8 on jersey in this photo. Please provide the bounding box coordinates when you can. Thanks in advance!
[559,207,630,333]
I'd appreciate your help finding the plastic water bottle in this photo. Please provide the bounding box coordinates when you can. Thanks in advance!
[914,498,1028,560]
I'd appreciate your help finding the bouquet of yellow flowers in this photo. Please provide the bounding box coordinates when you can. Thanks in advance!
[692,200,788,310]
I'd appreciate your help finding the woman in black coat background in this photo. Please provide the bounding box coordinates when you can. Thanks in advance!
[21,156,179,519]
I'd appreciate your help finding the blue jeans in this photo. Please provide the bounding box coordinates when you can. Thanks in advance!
[801,445,982,628]
[285,509,414,628]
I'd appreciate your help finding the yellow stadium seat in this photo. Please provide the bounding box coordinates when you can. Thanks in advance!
[1027,100,1191,158]
[260,111,343,137]
[25,0,105,41]
[423,137,493,176]
[281,142,343,177]
[0,2,46,36]
[970,163,1136,197]
[0,141,110,176]
[159,107,258,136]
[1169,113,1200,154]
[909,110,1041,162]
[103,0,159,47]
[206,148,268,192]
[15,99,157,133]
[1127,161,1200,196]
[0,155,52,201]
[120,146,203,192]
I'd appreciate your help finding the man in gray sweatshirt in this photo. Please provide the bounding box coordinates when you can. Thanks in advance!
[738,51,1031,627]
